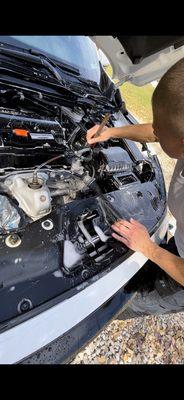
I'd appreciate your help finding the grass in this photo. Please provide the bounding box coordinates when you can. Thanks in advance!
[104,65,154,123]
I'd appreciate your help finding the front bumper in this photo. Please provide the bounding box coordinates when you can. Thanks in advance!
[21,286,135,364]
[0,212,168,364]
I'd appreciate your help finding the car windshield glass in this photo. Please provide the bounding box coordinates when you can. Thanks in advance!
[10,36,101,83]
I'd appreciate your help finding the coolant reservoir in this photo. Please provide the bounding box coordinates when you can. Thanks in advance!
[5,174,51,220]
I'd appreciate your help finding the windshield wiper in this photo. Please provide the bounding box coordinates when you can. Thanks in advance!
[0,45,80,92]
[0,45,112,106]
[29,48,80,75]
[29,48,68,87]
[0,46,65,86]
[29,50,102,94]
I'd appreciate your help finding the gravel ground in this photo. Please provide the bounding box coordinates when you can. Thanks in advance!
[72,142,184,365]
[72,313,184,364]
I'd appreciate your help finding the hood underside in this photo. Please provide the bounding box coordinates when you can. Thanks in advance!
[91,36,184,86]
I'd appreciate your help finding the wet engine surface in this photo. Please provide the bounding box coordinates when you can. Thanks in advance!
[0,80,166,325]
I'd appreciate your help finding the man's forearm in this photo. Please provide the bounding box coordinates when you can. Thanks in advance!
[144,241,184,287]
[109,123,158,143]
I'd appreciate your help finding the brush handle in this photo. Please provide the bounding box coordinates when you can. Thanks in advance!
[93,113,110,138]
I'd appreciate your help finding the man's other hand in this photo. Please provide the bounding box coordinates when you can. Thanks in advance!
[111,218,152,254]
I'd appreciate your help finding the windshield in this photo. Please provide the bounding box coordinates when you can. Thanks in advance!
[9,36,101,83]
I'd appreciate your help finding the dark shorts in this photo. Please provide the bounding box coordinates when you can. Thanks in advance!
[118,236,184,320]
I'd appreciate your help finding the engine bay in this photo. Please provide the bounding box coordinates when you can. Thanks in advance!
[0,82,167,325]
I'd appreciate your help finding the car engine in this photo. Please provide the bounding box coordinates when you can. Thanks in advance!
[0,99,156,221]
[0,83,167,324]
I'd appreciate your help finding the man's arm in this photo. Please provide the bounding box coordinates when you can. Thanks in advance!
[87,123,159,145]
[144,241,184,287]
[111,218,184,287]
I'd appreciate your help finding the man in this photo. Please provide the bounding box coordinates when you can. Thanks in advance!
[86,58,184,318]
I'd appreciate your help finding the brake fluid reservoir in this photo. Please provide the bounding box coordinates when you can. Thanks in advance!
[5,174,51,220]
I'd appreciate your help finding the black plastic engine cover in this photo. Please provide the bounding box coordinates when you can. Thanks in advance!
[99,146,132,168]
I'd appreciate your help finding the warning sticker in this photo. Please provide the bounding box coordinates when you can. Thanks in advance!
[29,132,54,140]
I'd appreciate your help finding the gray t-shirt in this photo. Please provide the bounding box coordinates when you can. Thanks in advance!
[168,159,184,257]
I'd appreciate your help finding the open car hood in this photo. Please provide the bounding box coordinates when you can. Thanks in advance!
[90,36,184,86]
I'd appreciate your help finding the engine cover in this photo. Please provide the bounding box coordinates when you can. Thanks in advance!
[99,147,132,173]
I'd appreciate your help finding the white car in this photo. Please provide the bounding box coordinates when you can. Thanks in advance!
[0,35,183,364]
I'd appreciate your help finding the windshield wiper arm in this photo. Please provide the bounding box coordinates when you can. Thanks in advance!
[29,48,69,87]
[0,45,67,87]
[0,45,107,102]
[29,48,80,75]
[26,49,100,93]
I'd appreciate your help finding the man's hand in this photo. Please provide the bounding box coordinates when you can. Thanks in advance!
[111,218,152,254]
[86,124,111,144]
[112,218,184,287]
